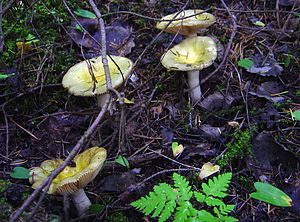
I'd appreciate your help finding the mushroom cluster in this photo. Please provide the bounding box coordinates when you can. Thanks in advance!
[157,9,217,103]
[29,146,107,215]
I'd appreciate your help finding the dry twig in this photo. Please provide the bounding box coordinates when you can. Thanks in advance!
[10,1,113,220]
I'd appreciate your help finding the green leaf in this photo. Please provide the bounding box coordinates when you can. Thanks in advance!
[250,182,293,207]
[131,182,176,222]
[0,72,15,80]
[115,155,130,168]
[75,24,84,32]
[294,13,300,18]
[194,191,206,203]
[131,173,236,222]
[171,142,184,157]
[292,110,300,120]
[253,21,265,27]
[10,167,29,179]
[89,204,104,213]
[202,173,232,198]
[284,54,292,68]
[25,34,39,43]
[74,9,96,19]
[237,59,254,69]
[173,173,193,200]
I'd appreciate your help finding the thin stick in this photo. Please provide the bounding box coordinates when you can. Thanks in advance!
[201,0,237,84]
[10,1,113,220]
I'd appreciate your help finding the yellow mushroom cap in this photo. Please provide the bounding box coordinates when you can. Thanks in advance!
[29,146,107,195]
[62,56,133,97]
[161,36,217,71]
[156,9,216,36]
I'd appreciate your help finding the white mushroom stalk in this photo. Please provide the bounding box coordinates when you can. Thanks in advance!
[187,70,202,102]
[161,36,217,103]
[71,188,92,215]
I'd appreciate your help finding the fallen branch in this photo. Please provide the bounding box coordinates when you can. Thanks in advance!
[10,1,112,221]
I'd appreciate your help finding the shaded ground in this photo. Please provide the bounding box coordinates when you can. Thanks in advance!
[0,0,299,221]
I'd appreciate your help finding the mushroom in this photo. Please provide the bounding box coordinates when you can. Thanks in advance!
[156,9,216,38]
[62,55,133,108]
[161,36,217,102]
[29,146,107,215]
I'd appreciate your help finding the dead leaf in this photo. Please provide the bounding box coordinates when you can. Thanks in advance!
[69,18,135,56]
[200,92,234,111]
[198,162,220,180]
[249,81,286,103]
[171,142,184,157]
[199,124,224,141]
[246,54,283,76]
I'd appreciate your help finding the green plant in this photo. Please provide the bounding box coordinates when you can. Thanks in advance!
[250,182,293,207]
[115,155,130,168]
[292,110,300,120]
[131,173,237,222]
[10,167,30,179]
[237,59,254,69]
[218,129,252,167]
[0,72,15,79]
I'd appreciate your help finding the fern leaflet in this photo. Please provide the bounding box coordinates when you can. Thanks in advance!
[131,172,237,222]
[202,172,232,197]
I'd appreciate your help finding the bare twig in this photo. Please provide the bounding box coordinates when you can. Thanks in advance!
[201,0,237,84]
[10,1,113,220]
[2,0,16,14]
[10,101,109,222]
[0,1,3,51]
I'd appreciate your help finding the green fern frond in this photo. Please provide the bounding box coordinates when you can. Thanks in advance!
[173,201,192,222]
[131,172,237,222]
[219,204,235,215]
[173,173,193,200]
[196,210,221,222]
[194,191,206,203]
[130,182,177,220]
[214,204,236,219]
[205,196,225,206]
[202,173,232,198]
[218,215,239,222]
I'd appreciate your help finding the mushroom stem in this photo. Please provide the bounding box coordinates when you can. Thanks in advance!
[71,188,91,216]
[97,93,110,108]
[187,70,202,103]
[187,33,197,38]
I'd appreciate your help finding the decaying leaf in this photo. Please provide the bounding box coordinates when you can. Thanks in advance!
[200,92,234,111]
[198,162,220,180]
[199,124,224,141]
[69,18,135,56]
[244,54,283,76]
[249,81,286,103]
[171,142,184,157]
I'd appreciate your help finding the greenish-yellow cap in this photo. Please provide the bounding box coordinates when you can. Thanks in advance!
[62,56,133,97]
[156,9,216,36]
[161,36,217,71]
[29,146,107,195]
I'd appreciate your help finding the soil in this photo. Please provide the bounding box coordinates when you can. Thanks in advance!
[0,0,299,222]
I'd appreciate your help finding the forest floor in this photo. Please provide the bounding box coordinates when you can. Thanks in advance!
[0,0,299,221]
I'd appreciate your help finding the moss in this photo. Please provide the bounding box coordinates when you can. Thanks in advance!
[214,105,244,117]
[105,212,129,222]
[218,129,252,167]
[0,180,13,220]
[234,175,255,192]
